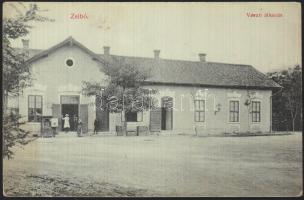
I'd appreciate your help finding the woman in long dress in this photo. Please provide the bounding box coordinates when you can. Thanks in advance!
[63,114,70,133]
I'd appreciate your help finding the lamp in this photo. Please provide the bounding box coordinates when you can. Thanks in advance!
[214,103,221,114]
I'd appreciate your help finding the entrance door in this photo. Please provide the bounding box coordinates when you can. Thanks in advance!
[95,96,109,132]
[61,95,80,131]
[61,104,79,131]
[96,109,109,131]
[150,108,162,132]
[161,107,173,130]
[161,108,167,130]
[161,97,173,130]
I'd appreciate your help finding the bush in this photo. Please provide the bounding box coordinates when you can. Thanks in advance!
[2,112,30,159]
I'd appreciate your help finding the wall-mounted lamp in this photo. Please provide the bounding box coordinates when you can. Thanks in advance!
[244,99,251,106]
[214,103,221,114]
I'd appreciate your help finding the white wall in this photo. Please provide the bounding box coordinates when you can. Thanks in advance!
[141,85,272,135]
[18,44,107,132]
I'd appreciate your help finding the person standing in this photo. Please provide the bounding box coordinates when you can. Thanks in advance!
[77,118,83,137]
[93,119,99,134]
[50,118,59,137]
[63,114,70,133]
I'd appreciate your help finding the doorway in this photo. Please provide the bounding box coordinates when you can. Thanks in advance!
[96,110,109,131]
[61,95,80,131]
[95,96,109,131]
[62,104,79,131]
[161,97,173,130]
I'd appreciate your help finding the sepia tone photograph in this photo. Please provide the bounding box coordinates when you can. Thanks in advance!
[2,1,302,197]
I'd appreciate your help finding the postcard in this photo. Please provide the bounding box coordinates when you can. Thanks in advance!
[2,2,302,197]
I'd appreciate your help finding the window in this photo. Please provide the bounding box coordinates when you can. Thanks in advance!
[229,100,239,122]
[194,100,205,122]
[65,58,74,67]
[28,95,42,122]
[251,101,261,122]
[122,111,143,122]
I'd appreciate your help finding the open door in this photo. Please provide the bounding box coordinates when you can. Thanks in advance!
[161,97,173,130]
[80,104,88,133]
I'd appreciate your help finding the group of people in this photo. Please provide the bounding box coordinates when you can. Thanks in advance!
[62,114,100,136]
[62,114,83,137]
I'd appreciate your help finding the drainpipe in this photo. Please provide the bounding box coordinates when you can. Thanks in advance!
[270,87,283,133]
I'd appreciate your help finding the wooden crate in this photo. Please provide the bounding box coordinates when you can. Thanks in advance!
[116,126,125,136]
[137,126,148,136]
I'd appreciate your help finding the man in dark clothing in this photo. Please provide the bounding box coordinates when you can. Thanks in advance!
[94,119,99,134]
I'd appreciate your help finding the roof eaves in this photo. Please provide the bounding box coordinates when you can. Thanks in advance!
[246,65,282,88]
[26,36,107,65]
[142,81,281,90]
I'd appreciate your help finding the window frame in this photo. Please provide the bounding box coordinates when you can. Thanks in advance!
[194,99,205,122]
[251,101,261,123]
[65,57,75,68]
[28,95,43,122]
[229,100,240,123]
[60,95,80,105]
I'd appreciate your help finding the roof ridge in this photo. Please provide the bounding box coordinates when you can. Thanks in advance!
[14,45,250,67]
[98,53,251,66]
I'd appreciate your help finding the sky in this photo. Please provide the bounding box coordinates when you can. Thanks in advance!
[4,2,301,73]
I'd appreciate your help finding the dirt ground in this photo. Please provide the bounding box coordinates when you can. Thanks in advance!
[3,132,302,197]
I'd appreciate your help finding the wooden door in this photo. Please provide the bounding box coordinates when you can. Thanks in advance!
[80,104,88,133]
[165,108,173,130]
[150,108,161,132]
[52,104,61,132]
[95,96,109,131]
[96,109,109,131]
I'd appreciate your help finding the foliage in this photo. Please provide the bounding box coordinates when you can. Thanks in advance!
[82,57,158,113]
[3,3,54,99]
[3,112,30,159]
[267,65,302,131]
[2,3,54,159]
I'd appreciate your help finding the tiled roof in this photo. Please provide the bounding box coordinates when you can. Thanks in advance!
[15,37,281,89]
[98,54,281,89]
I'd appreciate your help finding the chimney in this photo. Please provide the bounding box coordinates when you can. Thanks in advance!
[154,50,160,59]
[103,46,110,56]
[198,53,206,62]
[22,39,29,49]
